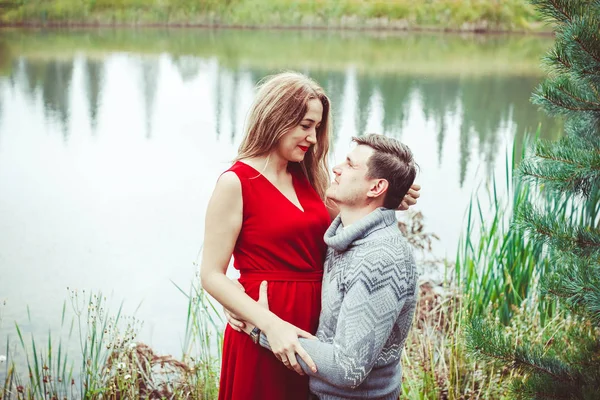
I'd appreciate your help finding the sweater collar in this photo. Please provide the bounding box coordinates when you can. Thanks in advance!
[324,207,397,252]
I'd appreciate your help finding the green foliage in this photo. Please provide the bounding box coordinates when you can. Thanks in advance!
[173,273,224,400]
[467,0,600,398]
[2,291,132,399]
[0,0,542,31]
[401,282,512,399]
[2,29,556,77]
[519,129,600,196]
[1,282,224,399]
[466,317,591,399]
[456,143,556,325]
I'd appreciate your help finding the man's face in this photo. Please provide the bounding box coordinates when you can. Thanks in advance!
[326,144,375,206]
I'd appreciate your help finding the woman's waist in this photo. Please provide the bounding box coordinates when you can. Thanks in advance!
[238,269,323,282]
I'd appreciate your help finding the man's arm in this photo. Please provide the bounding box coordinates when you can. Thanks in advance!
[259,243,416,388]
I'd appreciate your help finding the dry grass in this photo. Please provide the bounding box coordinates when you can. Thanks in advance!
[401,279,512,400]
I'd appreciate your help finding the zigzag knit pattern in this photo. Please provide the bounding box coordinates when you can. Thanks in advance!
[297,208,418,400]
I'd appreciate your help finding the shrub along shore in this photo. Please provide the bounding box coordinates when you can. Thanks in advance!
[0,0,548,33]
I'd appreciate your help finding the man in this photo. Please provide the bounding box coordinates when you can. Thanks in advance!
[242,134,419,400]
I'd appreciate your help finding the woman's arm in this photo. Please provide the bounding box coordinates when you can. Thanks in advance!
[200,172,316,374]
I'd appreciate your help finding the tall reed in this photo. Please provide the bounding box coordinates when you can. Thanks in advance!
[173,272,224,400]
[1,273,225,399]
[455,137,557,325]
[399,137,568,398]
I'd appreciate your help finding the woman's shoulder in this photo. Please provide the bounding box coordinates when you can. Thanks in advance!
[216,170,242,196]
[224,160,257,180]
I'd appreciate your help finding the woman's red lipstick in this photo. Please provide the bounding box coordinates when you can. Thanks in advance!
[298,145,309,152]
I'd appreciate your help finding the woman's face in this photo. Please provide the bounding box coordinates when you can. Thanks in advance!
[275,98,323,163]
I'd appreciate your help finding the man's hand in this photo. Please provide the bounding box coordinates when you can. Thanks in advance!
[398,184,421,211]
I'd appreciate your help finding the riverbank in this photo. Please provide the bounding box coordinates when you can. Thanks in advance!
[0,0,548,33]
[0,28,555,77]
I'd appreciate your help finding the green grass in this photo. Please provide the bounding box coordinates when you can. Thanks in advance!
[456,132,560,325]
[173,272,224,399]
[1,279,224,399]
[0,0,545,32]
[399,134,578,399]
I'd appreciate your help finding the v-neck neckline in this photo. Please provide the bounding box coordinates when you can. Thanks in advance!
[237,161,305,213]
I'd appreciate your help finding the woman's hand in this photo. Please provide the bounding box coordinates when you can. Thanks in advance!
[398,184,421,210]
[225,308,246,331]
[257,282,317,375]
[224,279,247,332]
[262,317,317,375]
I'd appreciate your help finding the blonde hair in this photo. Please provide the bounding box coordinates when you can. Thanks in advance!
[235,71,331,199]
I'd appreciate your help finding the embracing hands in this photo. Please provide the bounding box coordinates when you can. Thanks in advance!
[224,281,317,375]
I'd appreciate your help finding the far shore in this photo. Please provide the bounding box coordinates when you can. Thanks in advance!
[0,20,553,36]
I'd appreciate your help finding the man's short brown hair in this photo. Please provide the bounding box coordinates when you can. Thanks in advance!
[352,134,417,209]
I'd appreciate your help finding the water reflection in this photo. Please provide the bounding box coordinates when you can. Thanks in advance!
[7,54,560,184]
[140,58,159,138]
[172,55,202,83]
[0,29,562,358]
[15,58,73,139]
[83,58,104,132]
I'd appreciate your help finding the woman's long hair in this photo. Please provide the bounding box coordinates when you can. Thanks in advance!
[234,71,331,200]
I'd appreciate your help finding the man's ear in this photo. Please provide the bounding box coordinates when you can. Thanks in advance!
[367,179,389,199]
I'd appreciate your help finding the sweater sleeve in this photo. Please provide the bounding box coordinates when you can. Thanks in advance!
[260,245,414,388]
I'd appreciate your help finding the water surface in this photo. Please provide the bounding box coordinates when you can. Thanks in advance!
[0,29,561,360]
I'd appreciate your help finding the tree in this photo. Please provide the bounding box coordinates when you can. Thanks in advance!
[467,0,600,398]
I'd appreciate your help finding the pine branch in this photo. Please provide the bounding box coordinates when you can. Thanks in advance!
[519,150,600,197]
[466,0,600,396]
[562,115,600,142]
[530,0,587,24]
[511,373,587,400]
[515,203,600,259]
[544,258,600,327]
[533,75,600,117]
[534,92,600,114]
[543,47,572,75]
[555,18,600,91]
[556,84,600,109]
[589,82,600,101]
[518,130,600,196]
[467,319,581,385]
[536,136,600,163]
[569,18,600,68]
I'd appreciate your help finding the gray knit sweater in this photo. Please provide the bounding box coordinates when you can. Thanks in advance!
[260,208,418,400]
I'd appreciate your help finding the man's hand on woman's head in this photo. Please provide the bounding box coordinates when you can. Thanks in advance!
[398,184,421,211]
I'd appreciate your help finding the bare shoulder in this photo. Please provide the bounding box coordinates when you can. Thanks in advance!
[216,171,242,194]
[208,171,242,212]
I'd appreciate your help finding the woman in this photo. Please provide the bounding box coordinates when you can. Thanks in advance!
[200,72,419,399]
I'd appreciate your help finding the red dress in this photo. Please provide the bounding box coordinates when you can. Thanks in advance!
[218,161,330,400]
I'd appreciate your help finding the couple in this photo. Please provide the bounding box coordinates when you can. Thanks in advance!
[200,72,419,400]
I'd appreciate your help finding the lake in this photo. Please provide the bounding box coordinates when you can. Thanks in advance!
[0,29,561,362]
